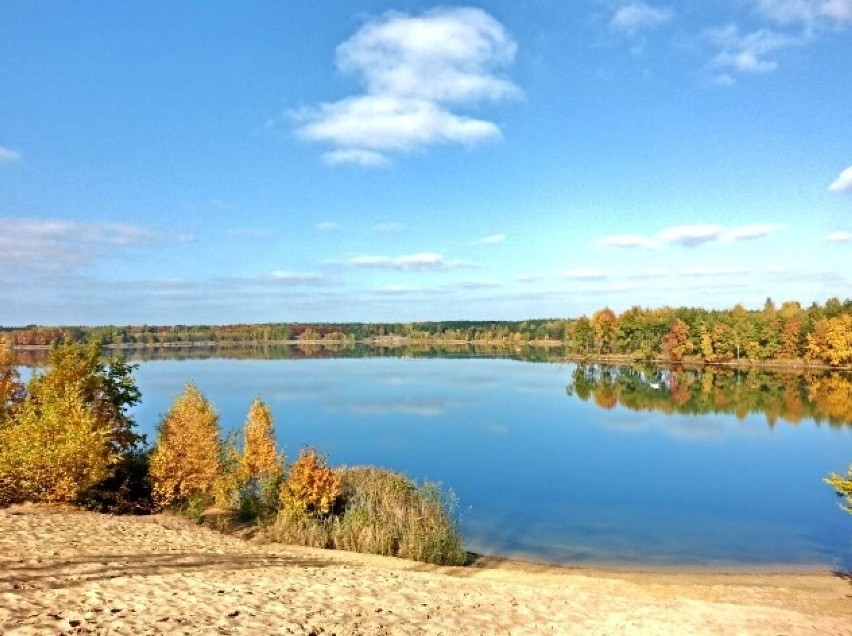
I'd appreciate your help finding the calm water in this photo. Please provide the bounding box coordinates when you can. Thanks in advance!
[128,357,852,570]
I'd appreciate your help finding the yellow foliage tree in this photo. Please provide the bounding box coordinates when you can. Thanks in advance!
[280,448,341,518]
[806,314,852,366]
[0,381,115,505]
[241,398,282,480]
[149,384,221,509]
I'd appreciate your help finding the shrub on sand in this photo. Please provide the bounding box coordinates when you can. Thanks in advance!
[268,465,466,566]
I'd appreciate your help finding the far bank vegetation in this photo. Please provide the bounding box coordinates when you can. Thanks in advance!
[4,297,851,368]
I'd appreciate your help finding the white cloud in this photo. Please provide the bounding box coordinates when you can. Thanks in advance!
[828,165,852,192]
[345,252,474,271]
[315,221,341,231]
[560,267,608,280]
[448,280,502,290]
[0,146,20,164]
[656,224,724,246]
[475,233,506,245]
[322,148,390,168]
[628,267,669,279]
[721,223,787,240]
[755,0,852,26]
[0,217,156,272]
[610,3,674,35]
[707,25,801,74]
[681,266,749,277]
[270,271,325,284]
[374,284,417,295]
[596,233,660,249]
[292,7,520,166]
[595,223,786,251]
[826,231,852,242]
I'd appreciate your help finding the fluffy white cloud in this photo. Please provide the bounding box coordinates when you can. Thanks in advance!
[656,224,724,246]
[610,3,674,35]
[322,148,390,168]
[707,25,799,74]
[293,7,520,166]
[628,267,669,279]
[595,223,786,250]
[475,233,506,245]
[0,146,20,164]
[828,165,852,192]
[0,218,156,272]
[596,234,660,249]
[681,266,749,277]
[315,221,341,231]
[345,252,474,271]
[721,223,787,240]
[754,0,852,25]
[270,271,325,284]
[826,231,852,242]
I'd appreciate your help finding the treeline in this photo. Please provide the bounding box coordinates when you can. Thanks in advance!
[3,297,851,366]
[566,297,852,366]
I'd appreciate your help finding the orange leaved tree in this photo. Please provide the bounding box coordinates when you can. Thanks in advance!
[280,448,341,518]
[149,384,221,511]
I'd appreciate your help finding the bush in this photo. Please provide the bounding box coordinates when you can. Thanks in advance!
[0,383,115,504]
[77,450,154,514]
[268,465,466,566]
[149,383,221,510]
[0,342,142,507]
[826,465,852,514]
[279,448,342,518]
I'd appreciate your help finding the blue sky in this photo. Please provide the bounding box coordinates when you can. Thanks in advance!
[1,1,850,326]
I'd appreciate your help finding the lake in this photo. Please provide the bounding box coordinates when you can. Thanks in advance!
[125,354,852,570]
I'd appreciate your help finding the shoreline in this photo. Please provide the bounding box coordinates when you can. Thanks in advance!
[3,505,851,635]
[8,341,850,371]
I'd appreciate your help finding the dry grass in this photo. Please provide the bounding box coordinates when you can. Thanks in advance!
[265,466,466,565]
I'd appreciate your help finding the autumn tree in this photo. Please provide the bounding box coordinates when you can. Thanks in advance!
[280,448,342,518]
[242,398,282,480]
[591,308,619,355]
[0,381,116,505]
[661,319,693,362]
[149,384,222,510]
[806,314,852,366]
[35,342,142,453]
[0,342,140,506]
[0,343,140,502]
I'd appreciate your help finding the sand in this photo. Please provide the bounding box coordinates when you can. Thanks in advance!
[1,505,850,635]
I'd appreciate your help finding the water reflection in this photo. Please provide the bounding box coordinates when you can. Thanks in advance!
[567,365,852,427]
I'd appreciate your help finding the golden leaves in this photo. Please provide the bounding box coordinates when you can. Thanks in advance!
[280,448,342,518]
[149,383,222,509]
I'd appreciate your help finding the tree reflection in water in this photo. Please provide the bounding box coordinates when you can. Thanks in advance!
[566,365,852,427]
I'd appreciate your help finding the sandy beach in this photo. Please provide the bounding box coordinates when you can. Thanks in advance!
[1,505,850,635]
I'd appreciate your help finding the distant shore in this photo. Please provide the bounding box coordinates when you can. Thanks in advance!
[2,505,850,635]
[9,340,849,371]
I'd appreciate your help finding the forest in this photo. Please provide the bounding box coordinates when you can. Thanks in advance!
[2,297,851,367]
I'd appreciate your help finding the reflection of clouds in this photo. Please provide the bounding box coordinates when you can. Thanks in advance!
[329,397,470,418]
[593,413,766,442]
